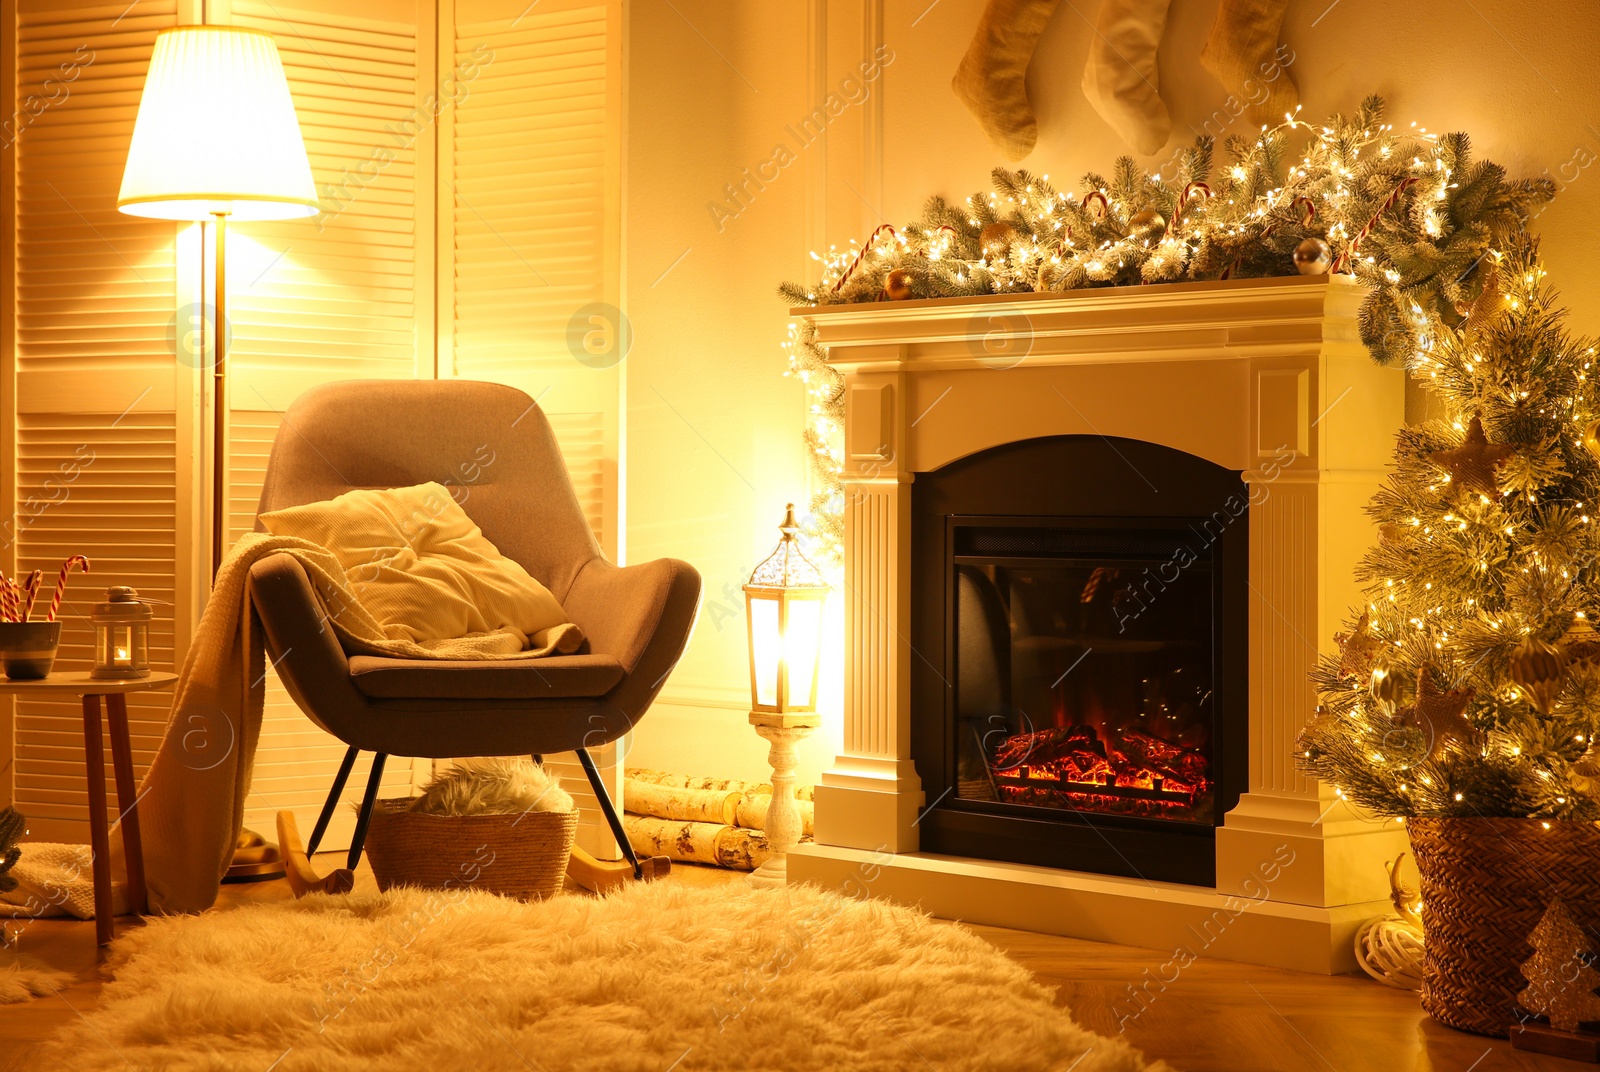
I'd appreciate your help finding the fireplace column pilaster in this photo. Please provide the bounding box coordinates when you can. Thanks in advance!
[813,372,926,852]
[1214,354,1409,908]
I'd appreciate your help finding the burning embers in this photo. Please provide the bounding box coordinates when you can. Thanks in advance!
[989,724,1212,820]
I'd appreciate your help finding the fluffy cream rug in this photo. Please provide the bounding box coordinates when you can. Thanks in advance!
[0,956,75,1003]
[42,883,1170,1072]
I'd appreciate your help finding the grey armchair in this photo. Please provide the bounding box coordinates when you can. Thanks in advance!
[246,379,701,890]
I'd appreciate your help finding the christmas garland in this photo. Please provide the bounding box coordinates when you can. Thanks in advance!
[781,96,1552,567]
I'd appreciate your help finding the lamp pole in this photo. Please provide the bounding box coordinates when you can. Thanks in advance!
[211,210,228,577]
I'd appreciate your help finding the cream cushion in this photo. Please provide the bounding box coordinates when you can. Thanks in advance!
[259,482,576,653]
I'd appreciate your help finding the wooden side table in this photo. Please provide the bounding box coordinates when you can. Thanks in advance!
[0,671,178,945]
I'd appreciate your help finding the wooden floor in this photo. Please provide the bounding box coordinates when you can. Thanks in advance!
[0,859,1576,1071]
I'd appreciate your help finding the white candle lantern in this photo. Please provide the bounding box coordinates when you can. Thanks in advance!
[91,586,152,680]
[743,504,829,888]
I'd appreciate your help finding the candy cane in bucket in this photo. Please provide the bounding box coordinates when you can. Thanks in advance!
[47,556,89,622]
[22,570,43,622]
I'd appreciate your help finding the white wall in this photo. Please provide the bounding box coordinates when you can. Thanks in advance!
[623,0,1600,786]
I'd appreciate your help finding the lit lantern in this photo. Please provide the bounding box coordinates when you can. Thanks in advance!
[743,504,830,889]
[744,504,829,715]
[91,586,152,680]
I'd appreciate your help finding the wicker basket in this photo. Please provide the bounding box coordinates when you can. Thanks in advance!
[1408,817,1600,1037]
[363,797,577,901]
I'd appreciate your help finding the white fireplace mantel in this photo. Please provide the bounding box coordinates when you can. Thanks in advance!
[785,274,1409,974]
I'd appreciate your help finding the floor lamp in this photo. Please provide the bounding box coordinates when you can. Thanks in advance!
[118,26,318,577]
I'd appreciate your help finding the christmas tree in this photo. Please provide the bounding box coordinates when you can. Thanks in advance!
[1519,899,1600,1032]
[1297,238,1600,819]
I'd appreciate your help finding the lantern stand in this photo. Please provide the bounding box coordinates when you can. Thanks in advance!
[743,504,830,888]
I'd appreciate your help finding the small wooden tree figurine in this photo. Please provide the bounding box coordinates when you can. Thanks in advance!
[1515,899,1600,1059]
[0,807,23,893]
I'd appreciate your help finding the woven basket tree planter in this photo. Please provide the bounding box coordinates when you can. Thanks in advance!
[364,798,578,901]
[1408,817,1600,1037]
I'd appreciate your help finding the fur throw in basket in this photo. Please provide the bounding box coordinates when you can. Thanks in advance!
[409,758,575,817]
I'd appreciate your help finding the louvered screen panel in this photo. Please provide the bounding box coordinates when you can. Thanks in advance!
[10,1,181,842]
[224,0,429,846]
[448,0,621,556]
[446,0,625,855]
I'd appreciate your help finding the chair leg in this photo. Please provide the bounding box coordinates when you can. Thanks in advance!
[347,752,388,871]
[306,745,359,858]
[575,747,641,879]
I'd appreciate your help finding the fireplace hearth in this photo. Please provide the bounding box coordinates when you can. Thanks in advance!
[911,436,1247,886]
[787,275,1411,973]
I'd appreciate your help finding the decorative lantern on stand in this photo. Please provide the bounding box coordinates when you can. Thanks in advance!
[91,587,152,681]
[743,504,829,887]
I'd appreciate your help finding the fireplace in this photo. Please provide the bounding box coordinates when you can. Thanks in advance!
[786,275,1412,973]
[911,436,1247,885]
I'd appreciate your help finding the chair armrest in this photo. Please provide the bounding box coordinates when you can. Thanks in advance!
[563,557,702,680]
[247,552,360,714]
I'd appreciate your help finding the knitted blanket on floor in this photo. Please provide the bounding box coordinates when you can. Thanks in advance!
[1,532,583,918]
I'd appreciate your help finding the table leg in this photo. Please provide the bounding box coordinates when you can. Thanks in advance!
[105,693,147,916]
[81,694,114,946]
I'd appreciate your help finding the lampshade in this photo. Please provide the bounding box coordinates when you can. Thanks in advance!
[118,26,318,221]
[744,504,829,714]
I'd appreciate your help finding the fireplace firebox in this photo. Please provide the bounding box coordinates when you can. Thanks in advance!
[911,435,1249,887]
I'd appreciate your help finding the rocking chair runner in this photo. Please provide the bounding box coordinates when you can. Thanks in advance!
[245,380,701,893]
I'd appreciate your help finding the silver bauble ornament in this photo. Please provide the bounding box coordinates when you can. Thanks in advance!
[1293,237,1331,275]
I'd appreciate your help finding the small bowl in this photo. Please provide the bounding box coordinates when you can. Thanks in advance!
[0,621,61,680]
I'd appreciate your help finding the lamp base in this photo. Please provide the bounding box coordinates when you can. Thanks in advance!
[749,854,789,889]
[748,712,820,889]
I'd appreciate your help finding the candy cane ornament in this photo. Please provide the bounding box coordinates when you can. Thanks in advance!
[47,556,89,623]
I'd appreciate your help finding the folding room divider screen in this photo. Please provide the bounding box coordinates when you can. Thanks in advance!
[0,0,626,855]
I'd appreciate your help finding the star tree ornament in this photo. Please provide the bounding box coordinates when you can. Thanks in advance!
[1429,416,1516,497]
[1396,666,1477,762]
[1336,610,1382,678]
[1519,899,1600,1033]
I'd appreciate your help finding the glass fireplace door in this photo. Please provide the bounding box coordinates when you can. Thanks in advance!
[952,525,1218,826]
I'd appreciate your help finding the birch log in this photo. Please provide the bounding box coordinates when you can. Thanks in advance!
[621,781,739,825]
[626,769,815,834]
[621,815,774,870]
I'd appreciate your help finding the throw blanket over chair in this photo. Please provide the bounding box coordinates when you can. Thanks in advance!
[247,380,700,892]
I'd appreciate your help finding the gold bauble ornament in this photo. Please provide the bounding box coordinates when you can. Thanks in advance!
[1128,208,1165,231]
[1293,237,1331,275]
[1563,614,1600,667]
[1369,658,1399,714]
[884,269,914,301]
[1583,417,1600,465]
[979,221,1019,255]
[1510,636,1566,715]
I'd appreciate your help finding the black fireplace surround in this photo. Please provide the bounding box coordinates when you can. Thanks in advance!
[910,435,1249,887]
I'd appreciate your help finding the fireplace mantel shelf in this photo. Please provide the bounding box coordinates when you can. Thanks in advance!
[787,271,1409,974]
[794,274,1367,373]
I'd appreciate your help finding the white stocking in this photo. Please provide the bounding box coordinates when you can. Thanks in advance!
[1080,0,1173,155]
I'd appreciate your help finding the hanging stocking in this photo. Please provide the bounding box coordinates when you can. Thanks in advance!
[1200,0,1299,127]
[1081,0,1172,155]
[952,0,1063,162]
